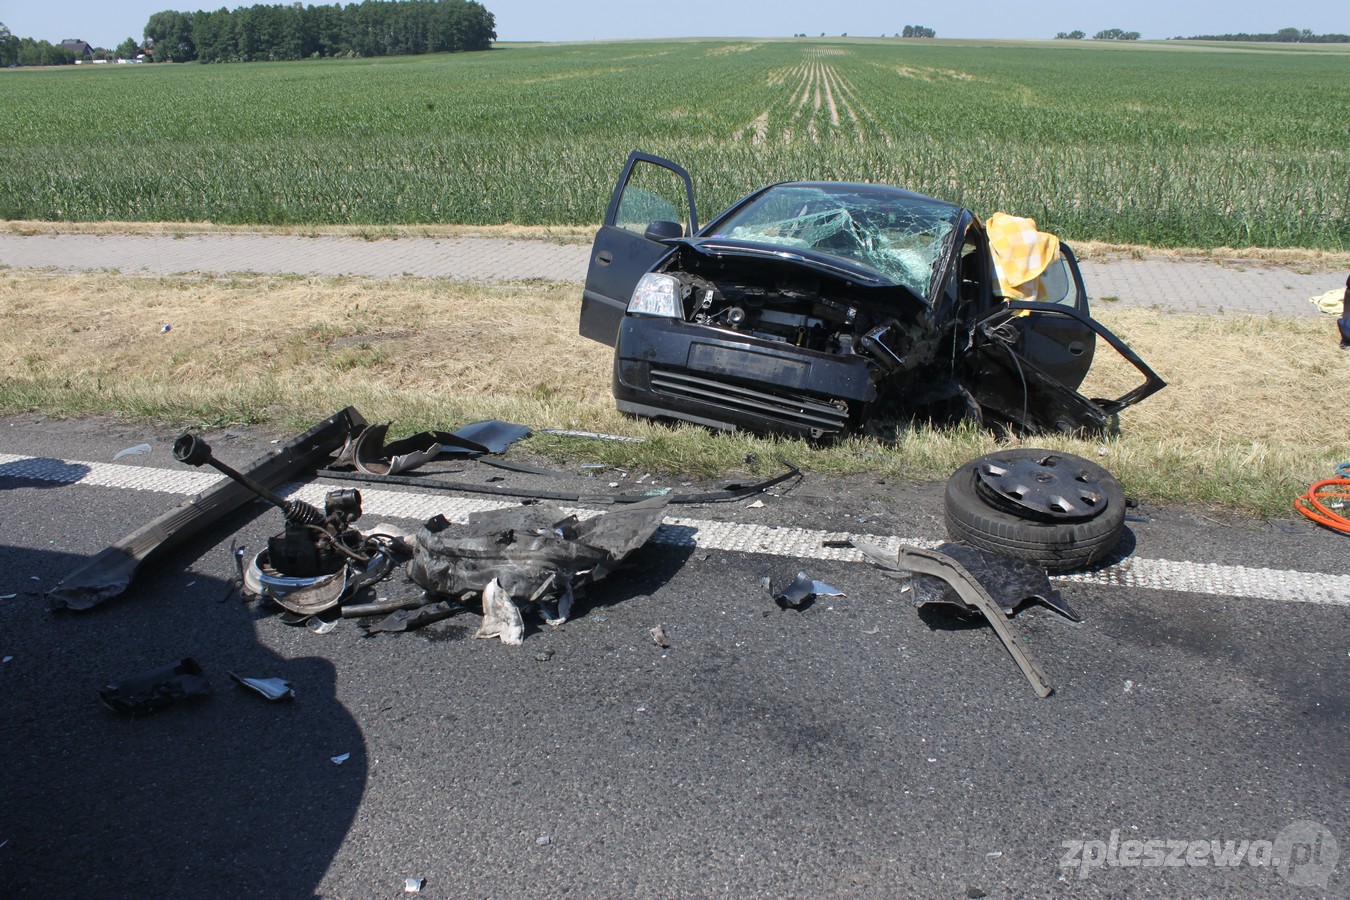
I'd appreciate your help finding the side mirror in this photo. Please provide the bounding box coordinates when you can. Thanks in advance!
[644,220,684,241]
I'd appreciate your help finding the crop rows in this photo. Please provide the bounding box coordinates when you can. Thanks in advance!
[1,39,1346,248]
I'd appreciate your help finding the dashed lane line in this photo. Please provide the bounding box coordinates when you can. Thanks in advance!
[2,454,1346,608]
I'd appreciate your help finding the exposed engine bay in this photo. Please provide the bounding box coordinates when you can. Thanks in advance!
[655,250,943,378]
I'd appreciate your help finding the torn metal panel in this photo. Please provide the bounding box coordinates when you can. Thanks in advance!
[406,495,669,602]
[352,422,443,476]
[853,540,1054,697]
[773,571,844,611]
[318,458,802,506]
[898,546,1054,698]
[228,672,295,701]
[99,658,213,714]
[47,407,366,611]
[912,542,1080,622]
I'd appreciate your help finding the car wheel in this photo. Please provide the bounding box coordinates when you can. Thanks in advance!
[944,449,1126,573]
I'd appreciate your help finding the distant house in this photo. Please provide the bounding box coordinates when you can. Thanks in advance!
[60,39,95,59]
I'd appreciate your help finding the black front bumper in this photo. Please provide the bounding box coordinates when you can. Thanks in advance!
[613,317,877,438]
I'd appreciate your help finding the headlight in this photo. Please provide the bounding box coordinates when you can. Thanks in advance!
[627,273,682,318]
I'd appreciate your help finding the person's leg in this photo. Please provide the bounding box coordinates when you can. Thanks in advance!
[1340,274,1350,348]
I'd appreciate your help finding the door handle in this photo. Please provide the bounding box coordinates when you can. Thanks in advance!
[596,250,613,266]
[1068,341,1086,356]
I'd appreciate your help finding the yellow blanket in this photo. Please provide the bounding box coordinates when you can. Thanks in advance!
[987,212,1060,302]
[1310,288,1345,316]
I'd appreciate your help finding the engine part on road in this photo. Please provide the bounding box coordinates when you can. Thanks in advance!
[46,407,366,611]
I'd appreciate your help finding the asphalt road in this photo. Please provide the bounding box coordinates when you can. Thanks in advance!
[0,414,1345,898]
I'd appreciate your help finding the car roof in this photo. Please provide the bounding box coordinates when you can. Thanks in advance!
[765,180,965,213]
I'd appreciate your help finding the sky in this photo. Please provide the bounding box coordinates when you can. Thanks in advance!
[0,0,1344,51]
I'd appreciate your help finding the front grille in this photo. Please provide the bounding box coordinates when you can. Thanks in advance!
[649,367,850,434]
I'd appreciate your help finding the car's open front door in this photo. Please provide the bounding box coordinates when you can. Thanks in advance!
[579,151,699,345]
[1014,243,1095,389]
[963,244,1165,435]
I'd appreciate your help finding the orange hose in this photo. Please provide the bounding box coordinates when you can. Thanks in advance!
[1294,478,1350,534]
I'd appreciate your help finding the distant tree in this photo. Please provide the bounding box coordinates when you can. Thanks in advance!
[146,9,196,61]
[115,37,140,59]
[1093,28,1139,41]
[0,22,18,66]
[1055,30,1086,40]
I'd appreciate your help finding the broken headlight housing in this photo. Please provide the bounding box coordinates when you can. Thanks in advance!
[627,272,682,318]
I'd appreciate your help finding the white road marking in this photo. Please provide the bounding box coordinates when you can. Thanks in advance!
[2,453,1346,608]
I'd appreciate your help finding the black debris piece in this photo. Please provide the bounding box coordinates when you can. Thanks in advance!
[912,542,1080,621]
[407,495,669,603]
[99,658,213,714]
[365,600,464,634]
[773,571,844,611]
[320,458,802,506]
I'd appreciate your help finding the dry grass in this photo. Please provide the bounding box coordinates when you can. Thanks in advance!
[0,270,1344,515]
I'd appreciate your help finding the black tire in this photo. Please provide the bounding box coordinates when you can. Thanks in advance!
[944,449,1126,573]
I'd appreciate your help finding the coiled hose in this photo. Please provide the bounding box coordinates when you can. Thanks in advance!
[1295,463,1350,534]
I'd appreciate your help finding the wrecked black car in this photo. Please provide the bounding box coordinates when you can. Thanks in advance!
[579,152,1163,438]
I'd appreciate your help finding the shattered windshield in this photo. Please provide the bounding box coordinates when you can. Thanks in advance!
[708,185,959,298]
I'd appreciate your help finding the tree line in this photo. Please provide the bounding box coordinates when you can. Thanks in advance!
[145,0,495,63]
[1177,27,1348,43]
[0,22,79,66]
[1055,29,1140,41]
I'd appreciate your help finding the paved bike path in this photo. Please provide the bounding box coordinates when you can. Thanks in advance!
[0,231,1342,317]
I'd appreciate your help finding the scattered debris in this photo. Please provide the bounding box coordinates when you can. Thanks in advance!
[365,601,463,634]
[1123,679,1135,694]
[408,496,668,629]
[112,443,152,461]
[330,752,350,765]
[475,578,524,645]
[404,877,425,893]
[986,851,1003,859]
[321,458,801,507]
[862,626,880,635]
[534,648,555,662]
[536,835,551,846]
[0,594,16,600]
[48,407,364,611]
[747,499,764,508]
[159,323,171,334]
[649,625,670,648]
[99,658,212,714]
[774,571,844,611]
[907,542,1080,622]
[228,672,295,701]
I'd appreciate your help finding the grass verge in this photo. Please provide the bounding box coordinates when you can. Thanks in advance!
[1,270,1344,517]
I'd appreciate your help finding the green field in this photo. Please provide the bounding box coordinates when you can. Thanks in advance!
[2,38,1347,248]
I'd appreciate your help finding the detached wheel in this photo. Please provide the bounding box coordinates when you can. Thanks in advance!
[944,449,1126,573]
